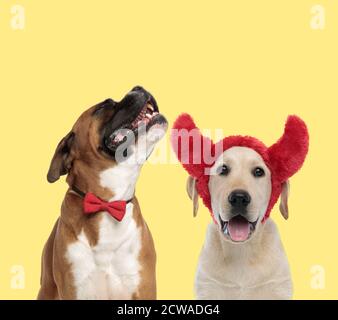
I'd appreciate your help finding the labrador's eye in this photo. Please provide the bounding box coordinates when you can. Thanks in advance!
[253,167,265,177]
[217,165,230,176]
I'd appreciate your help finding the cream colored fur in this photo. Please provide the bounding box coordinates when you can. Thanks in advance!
[191,147,292,299]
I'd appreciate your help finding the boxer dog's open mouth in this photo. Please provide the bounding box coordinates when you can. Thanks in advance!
[102,86,167,155]
[219,215,258,243]
[108,101,164,146]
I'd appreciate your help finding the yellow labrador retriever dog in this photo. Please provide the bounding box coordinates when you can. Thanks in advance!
[189,150,291,299]
[172,113,309,300]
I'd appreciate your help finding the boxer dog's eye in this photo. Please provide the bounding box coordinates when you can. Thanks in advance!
[252,167,265,177]
[217,164,230,176]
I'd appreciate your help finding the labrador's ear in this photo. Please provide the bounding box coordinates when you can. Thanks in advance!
[279,180,290,220]
[186,176,199,217]
[47,132,75,183]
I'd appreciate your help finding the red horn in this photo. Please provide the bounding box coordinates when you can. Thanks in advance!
[268,115,309,183]
[171,113,214,179]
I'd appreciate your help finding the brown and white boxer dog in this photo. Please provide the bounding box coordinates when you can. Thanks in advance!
[38,86,167,300]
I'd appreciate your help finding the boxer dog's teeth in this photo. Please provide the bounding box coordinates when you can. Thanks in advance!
[104,91,168,153]
[128,104,157,130]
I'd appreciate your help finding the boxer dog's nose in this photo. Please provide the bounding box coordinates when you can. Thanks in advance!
[131,86,144,92]
[118,86,149,110]
[127,86,148,101]
[228,190,251,210]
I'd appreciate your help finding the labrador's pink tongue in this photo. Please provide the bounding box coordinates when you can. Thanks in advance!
[228,216,250,242]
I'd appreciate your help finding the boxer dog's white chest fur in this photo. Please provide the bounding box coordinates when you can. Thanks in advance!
[66,165,142,300]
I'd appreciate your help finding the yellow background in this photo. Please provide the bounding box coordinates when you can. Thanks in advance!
[0,0,337,299]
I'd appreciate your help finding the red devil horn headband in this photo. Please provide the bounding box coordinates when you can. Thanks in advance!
[171,113,214,179]
[171,113,309,221]
[267,115,309,183]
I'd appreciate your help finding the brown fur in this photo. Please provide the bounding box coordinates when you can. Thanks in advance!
[38,102,157,300]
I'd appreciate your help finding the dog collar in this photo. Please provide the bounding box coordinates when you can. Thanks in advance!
[71,186,133,222]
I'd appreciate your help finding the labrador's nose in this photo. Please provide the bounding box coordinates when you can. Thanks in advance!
[228,190,251,209]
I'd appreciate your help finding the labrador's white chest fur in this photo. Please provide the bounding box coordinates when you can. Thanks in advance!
[195,220,292,300]
[66,165,142,300]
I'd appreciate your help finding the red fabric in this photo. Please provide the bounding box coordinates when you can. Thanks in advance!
[171,113,309,223]
[83,192,127,222]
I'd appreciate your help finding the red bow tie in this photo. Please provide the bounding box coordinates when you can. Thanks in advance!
[83,192,127,222]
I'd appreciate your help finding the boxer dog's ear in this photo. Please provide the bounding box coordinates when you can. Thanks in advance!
[279,180,290,220]
[171,113,214,179]
[186,176,199,217]
[268,115,309,184]
[47,132,75,183]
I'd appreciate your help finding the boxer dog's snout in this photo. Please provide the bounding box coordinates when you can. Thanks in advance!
[101,86,167,160]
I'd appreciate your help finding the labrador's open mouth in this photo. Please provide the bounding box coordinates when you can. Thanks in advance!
[220,215,258,242]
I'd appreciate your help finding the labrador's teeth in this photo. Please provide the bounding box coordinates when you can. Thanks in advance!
[221,221,228,235]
